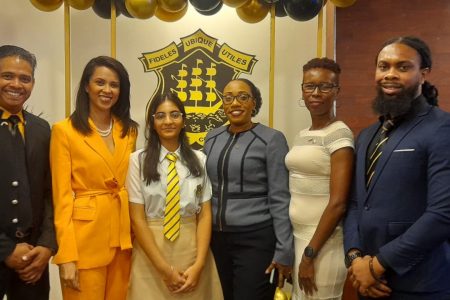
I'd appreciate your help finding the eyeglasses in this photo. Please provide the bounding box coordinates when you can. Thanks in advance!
[152,111,183,121]
[222,93,253,104]
[301,83,338,93]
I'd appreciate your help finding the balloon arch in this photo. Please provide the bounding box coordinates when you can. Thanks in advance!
[29,0,356,123]
[31,0,356,23]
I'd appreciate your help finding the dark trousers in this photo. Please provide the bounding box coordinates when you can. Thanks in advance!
[211,226,277,300]
[0,262,50,300]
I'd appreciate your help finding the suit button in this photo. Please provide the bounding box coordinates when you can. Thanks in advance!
[12,218,18,224]
[364,205,370,210]
[11,199,18,205]
[12,181,19,187]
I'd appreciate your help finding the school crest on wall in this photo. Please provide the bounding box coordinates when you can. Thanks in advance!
[139,29,258,149]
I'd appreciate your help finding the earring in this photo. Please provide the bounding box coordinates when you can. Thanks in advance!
[334,100,340,108]
[252,108,257,116]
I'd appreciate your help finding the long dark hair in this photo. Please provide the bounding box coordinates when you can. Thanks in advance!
[70,56,138,137]
[141,92,202,184]
[377,36,438,106]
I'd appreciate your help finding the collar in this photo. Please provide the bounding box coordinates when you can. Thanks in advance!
[159,146,181,163]
[0,106,25,123]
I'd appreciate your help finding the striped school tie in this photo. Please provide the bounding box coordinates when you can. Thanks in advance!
[163,153,181,241]
[366,119,395,187]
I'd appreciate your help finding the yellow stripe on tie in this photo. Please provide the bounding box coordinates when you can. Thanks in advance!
[164,153,181,241]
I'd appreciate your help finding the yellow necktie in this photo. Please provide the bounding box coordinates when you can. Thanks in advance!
[164,153,181,241]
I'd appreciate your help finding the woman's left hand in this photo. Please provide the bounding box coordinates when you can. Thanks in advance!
[173,264,203,294]
[265,261,292,287]
[298,256,318,296]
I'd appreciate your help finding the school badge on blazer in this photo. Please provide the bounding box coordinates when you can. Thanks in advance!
[139,29,258,149]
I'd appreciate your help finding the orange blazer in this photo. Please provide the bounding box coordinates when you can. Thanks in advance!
[50,118,136,269]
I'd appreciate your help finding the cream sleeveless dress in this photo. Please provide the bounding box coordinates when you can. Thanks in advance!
[285,121,354,300]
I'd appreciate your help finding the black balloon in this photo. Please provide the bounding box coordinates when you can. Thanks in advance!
[92,0,122,19]
[195,0,222,15]
[284,0,322,21]
[189,0,221,11]
[115,0,133,18]
[275,0,287,17]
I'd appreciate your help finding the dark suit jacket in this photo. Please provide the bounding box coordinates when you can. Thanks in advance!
[0,110,56,262]
[344,97,450,298]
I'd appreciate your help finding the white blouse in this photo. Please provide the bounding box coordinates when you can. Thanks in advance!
[126,147,212,219]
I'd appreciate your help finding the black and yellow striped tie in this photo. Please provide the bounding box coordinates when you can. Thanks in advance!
[164,153,181,241]
[366,119,395,187]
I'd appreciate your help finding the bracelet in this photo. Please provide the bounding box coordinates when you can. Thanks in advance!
[369,257,382,282]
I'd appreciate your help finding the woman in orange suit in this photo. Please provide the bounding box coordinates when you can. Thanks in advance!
[50,56,138,300]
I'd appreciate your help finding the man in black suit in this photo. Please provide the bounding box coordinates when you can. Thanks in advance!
[0,45,56,300]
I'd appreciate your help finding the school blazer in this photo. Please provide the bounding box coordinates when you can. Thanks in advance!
[50,118,136,269]
[344,98,450,296]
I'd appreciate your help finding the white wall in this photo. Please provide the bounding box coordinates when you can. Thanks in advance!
[1,1,325,299]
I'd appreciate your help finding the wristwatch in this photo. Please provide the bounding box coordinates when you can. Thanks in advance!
[345,251,362,268]
[304,246,317,259]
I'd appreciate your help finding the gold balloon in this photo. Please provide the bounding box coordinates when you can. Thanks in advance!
[331,0,356,8]
[126,0,158,19]
[155,3,188,22]
[68,0,94,10]
[222,0,248,8]
[157,0,187,13]
[274,288,289,300]
[236,0,269,24]
[30,0,63,12]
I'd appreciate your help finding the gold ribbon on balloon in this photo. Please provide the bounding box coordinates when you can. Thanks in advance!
[317,2,324,57]
[269,4,275,128]
[64,0,71,117]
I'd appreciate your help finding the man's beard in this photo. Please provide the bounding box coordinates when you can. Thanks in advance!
[372,83,420,117]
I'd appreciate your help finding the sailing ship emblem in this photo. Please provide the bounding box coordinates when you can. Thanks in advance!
[139,29,258,149]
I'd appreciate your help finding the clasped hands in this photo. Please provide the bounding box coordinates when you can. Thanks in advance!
[163,263,203,294]
[5,242,52,284]
[349,255,391,298]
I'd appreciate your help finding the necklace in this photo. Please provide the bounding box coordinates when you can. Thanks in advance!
[96,119,113,137]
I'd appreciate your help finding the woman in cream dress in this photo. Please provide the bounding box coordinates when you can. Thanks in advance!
[285,58,354,300]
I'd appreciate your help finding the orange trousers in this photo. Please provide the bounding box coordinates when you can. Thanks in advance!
[61,249,131,300]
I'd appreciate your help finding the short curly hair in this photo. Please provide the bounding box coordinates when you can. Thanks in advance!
[303,57,341,83]
[229,78,262,117]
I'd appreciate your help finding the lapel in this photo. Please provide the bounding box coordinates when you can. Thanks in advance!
[365,99,432,199]
[83,118,128,177]
[23,111,37,163]
[111,119,129,172]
